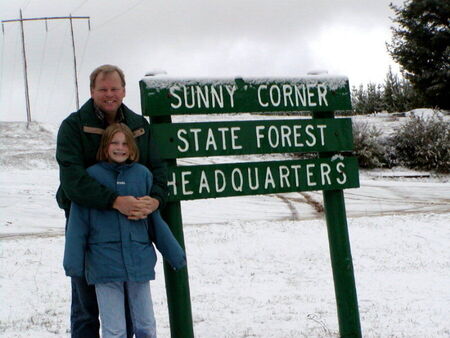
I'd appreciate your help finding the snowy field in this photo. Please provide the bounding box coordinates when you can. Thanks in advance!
[0,118,449,337]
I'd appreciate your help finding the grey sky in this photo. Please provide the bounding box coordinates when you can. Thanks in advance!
[0,0,403,123]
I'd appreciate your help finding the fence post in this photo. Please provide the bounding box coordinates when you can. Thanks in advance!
[313,111,362,337]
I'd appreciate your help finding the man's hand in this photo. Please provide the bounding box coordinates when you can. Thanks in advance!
[113,196,159,220]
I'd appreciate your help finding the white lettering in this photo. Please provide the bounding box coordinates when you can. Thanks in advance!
[282,85,294,106]
[196,85,209,108]
[205,129,217,151]
[307,84,317,107]
[190,128,201,151]
[230,127,242,150]
[231,168,244,191]
[198,171,210,193]
[184,86,195,109]
[255,126,265,148]
[177,129,189,152]
[167,171,177,195]
[264,167,276,189]
[336,162,347,184]
[170,86,182,109]
[306,163,317,186]
[295,84,307,106]
[317,125,327,146]
[305,125,316,147]
[290,164,302,186]
[217,128,229,150]
[269,85,281,106]
[225,85,237,108]
[257,85,269,107]
[320,163,332,185]
[268,125,279,148]
[280,125,292,147]
[318,83,328,106]
[181,171,193,195]
[279,166,290,188]
[215,170,226,192]
[211,86,224,108]
[248,167,259,190]
[293,125,304,147]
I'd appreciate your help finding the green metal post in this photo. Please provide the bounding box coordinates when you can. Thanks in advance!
[150,114,194,338]
[313,111,362,337]
[161,201,194,338]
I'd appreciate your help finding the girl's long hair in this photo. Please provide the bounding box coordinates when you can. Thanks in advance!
[96,123,139,162]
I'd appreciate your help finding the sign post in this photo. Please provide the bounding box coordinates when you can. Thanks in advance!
[140,76,362,337]
[313,111,361,337]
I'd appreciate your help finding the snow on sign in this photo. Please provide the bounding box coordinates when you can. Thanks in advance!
[140,76,352,115]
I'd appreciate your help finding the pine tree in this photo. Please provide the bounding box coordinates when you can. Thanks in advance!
[383,66,400,112]
[388,0,450,109]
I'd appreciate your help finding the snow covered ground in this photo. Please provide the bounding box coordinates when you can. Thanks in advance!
[0,119,449,337]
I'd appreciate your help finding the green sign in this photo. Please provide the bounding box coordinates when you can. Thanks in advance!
[167,157,359,201]
[140,76,351,116]
[151,118,353,159]
[140,74,362,338]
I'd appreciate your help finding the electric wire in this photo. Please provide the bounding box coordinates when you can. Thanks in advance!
[93,0,146,31]
[10,26,22,119]
[33,26,48,115]
[0,28,5,112]
[46,23,69,117]
[77,28,91,77]
[71,0,90,15]
[21,0,32,11]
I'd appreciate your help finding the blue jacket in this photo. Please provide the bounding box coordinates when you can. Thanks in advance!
[63,161,186,285]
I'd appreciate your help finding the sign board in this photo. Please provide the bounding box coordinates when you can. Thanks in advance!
[167,157,359,201]
[150,118,353,159]
[140,76,352,116]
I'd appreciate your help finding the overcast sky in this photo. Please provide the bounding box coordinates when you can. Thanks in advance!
[0,0,404,123]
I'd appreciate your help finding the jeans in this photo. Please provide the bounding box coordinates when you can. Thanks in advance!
[95,281,156,338]
[70,277,135,338]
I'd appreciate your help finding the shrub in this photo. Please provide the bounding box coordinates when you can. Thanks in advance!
[392,115,450,173]
[352,121,389,168]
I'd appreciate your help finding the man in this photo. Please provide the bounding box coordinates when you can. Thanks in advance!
[56,64,168,337]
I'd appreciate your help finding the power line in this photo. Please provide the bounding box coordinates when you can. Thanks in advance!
[1,11,90,126]
[93,0,145,31]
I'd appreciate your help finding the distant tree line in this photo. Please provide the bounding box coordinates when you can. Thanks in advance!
[351,67,426,114]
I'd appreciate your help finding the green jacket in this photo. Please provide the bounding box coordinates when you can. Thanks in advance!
[56,98,168,213]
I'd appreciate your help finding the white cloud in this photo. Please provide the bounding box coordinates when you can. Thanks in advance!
[0,0,404,122]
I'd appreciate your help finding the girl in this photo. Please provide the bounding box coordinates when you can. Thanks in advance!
[64,123,186,338]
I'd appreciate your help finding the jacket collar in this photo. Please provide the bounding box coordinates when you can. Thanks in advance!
[99,161,135,172]
[78,98,144,131]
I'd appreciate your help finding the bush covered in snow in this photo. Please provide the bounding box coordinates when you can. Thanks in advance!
[352,121,389,168]
[392,115,450,173]
[352,114,450,172]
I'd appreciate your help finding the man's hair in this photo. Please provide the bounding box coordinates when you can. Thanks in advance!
[90,65,126,89]
[97,123,139,162]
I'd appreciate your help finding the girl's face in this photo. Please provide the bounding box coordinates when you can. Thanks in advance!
[107,131,129,163]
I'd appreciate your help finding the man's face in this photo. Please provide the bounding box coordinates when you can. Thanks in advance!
[90,71,126,115]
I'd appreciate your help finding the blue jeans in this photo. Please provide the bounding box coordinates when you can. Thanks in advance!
[70,277,135,338]
[95,281,156,338]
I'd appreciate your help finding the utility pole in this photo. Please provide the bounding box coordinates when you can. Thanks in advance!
[19,10,31,128]
[1,11,90,126]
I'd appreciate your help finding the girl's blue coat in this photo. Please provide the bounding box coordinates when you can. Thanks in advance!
[63,162,186,285]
